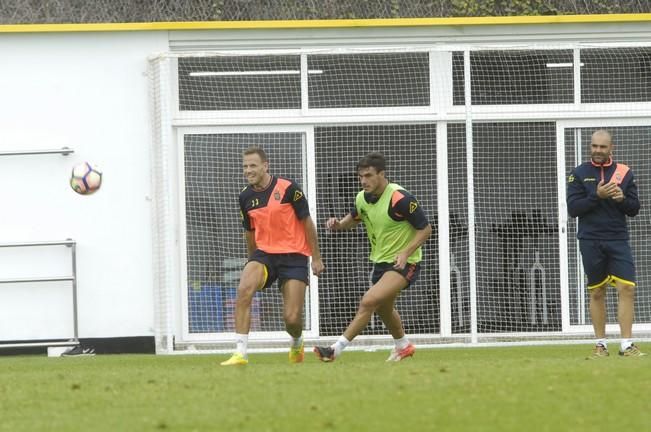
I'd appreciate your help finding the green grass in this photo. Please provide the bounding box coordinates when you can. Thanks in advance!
[1,345,650,431]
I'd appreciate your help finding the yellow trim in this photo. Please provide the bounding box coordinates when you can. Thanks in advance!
[588,274,636,289]
[258,265,269,291]
[2,13,651,33]
[587,276,611,290]
[609,275,636,287]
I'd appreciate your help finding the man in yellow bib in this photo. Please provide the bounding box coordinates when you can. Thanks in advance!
[314,153,432,362]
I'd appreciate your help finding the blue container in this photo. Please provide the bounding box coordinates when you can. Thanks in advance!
[221,287,261,331]
[188,283,224,333]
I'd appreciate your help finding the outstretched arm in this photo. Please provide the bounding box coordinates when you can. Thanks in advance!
[325,213,359,231]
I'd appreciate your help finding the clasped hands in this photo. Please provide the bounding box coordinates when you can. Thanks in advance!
[597,180,624,202]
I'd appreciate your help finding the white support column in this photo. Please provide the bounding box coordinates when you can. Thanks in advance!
[151,55,179,354]
[430,50,453,114]
[436,121,452,337]
[304,126,320,337]
[556,122,571,332]
[573,48,581,106]
[301,54,309,115]
[464,50,478,344]
[574,130,586,325]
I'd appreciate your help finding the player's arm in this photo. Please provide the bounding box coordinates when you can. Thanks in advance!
[326,213,359,231]
[244,230,256,257]
[613,170,640,217]
[391,191,432,269]
[394,224,432,270]
[239,195,257,257]
[566,170,599,218]
[285,180,325,276]
[302,216,324,276]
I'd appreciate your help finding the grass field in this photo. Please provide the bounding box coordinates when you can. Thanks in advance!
[1,345,650,431]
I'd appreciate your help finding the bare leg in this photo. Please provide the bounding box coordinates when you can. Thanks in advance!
[589,285,607,339]
[615,282,635,339]
[234,261,266,334]
[375,303,404,340]
[343,271,407,341]
[281,279,307,338]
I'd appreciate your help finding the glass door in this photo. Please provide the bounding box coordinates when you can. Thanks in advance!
[178,127,317,341]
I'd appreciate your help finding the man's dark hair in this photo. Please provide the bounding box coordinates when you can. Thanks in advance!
[242,146,268,162]
[356,152,386,173]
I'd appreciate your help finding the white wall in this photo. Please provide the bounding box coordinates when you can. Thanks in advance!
[0,31,168,340]
[3,18,651,344]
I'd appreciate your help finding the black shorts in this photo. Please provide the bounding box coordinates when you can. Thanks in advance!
[579,239,636,288]
[249,249,309,290]
[370,262,421,287]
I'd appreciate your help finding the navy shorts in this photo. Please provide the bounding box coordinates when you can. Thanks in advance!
[249,249,309,290]
[579,239,636,289]
[370,262,421,288]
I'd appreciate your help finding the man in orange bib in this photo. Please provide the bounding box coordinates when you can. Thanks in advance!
[221,147,324,365]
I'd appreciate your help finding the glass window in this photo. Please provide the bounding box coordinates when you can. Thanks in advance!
[565,126,651,324]
[314,124,438,335]
[453,50,574,105]
[581,48,651,103]
[178,56,301,110]
[184,132,305,332]
[449,122,562,332]
[308,53,430,108]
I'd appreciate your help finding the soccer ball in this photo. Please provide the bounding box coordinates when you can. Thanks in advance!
[70,162,102,195]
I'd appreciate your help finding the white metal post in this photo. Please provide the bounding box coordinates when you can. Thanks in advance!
[436,121,452,337]
[556,122,571,332]
[304,126,321,337]
[464,50,478,344]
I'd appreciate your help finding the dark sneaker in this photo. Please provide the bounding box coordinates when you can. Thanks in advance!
[62,346,96,357]
[587,343,609,359]
[619,343,647,357]
[313,346,336,362]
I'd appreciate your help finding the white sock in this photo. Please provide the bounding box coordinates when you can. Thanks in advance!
[235,333,249,357]
[394,336,410,351]
[331,336,350,357]
[620,339,632,351]
[596,338,607,349]
[291,335,303,349]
